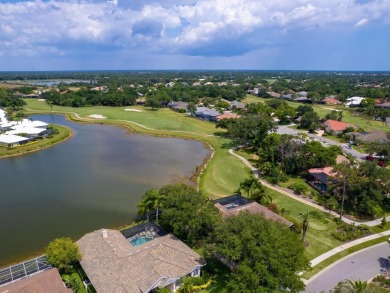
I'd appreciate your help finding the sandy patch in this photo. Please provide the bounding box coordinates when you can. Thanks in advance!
[88,114,107,119]
[324,107,342,112]
[124,108,143,112]
[38,99,46,102]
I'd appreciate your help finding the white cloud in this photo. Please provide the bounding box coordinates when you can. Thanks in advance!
[0,0,389,60]
[354,18,369,27]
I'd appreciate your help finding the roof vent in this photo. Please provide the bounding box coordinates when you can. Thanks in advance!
[102,229,108,238]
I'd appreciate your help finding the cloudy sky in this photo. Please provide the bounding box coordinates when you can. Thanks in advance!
[1,0,389,71]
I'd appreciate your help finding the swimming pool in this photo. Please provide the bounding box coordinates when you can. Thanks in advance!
[130,236,153,246]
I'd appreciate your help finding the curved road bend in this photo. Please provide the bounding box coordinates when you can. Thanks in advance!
[304,242,390,293]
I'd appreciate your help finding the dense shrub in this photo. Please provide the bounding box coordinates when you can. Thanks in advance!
[332,222,371,241]
[289,182,308,194]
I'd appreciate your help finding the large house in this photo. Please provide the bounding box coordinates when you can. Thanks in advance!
[213,194,294,227]
[376,102,390,109]
[78,224,205,293]
[345,96,365,108]
[0,109,50,146]
[348,131,389,143]
[323,119,355,134]
[307,167,335,192]
[195,107,220,121]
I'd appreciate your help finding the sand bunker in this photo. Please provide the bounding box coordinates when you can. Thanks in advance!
[124,109,143,112]
[88,114,107,119]
[38,99,46,102]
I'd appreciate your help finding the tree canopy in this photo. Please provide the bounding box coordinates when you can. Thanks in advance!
[45,237,81,273]
[155,184,220,245]
[208,212,310,292]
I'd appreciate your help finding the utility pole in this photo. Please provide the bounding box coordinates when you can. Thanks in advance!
[340,178,347,220]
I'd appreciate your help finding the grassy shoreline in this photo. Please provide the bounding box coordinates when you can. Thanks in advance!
[24,100,249,198]
[0,124,72,159]
[22,100,387,266]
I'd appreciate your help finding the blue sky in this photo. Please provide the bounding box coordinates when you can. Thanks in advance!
[0,0,389,71]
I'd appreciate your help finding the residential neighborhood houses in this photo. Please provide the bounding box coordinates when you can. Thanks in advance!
[77,224,205,293]
[1,72,390,293]
[0,109,49,147]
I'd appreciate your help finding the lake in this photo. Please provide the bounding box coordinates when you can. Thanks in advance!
[0,114,210,267]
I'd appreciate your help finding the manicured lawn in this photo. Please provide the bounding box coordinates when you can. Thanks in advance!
[242,94,265,104]
[25,99,218,135]
[266,186,342,260]
[24,99,375,266]
[301,235,390,280]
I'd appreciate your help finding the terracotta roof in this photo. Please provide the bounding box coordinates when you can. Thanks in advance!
[0,268,71,293]
[213,195,293,227]
[323,120,354,131]
[308,167,334,177]
[336,155,349,164]
[216,113,241,120]
[77,229,204,293]
[322,97,341,105]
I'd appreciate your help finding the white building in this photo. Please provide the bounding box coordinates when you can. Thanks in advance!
[345,96,365,108]
[0,134,29,147]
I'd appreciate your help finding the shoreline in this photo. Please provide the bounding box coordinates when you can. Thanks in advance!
[0,111,216,269]
[27,110,216,187]
[0,124,73,160]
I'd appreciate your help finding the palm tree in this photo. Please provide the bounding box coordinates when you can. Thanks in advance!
[146,189,165,224]
[299,211,323,242]
[137,191,155,222]
[346,279,368,293]
[239,176,272,204]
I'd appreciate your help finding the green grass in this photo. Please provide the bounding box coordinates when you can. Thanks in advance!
[0,125,70,158]
[242,94,264,104]
[25,99,218,135]
[267,187,342,260]
[302,235,390,280]
[24,99,386,267]
[367,282,390,292]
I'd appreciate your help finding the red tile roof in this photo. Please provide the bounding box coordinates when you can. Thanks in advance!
[216,113,241,120]
[308,167,334,176]
[323,120,354,131]
[322,97,341,105]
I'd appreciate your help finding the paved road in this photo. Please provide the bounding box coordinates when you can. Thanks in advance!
[304,242,390,293]
[275,125,366,161]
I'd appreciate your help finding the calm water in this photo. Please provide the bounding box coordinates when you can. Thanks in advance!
[0,114,210,267]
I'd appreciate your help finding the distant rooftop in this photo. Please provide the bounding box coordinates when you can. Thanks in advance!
[213,194,293,227]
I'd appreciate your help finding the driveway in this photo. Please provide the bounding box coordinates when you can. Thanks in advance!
[304,242,390,293]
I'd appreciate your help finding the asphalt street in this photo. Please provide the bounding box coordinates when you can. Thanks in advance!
[275,125,366,161]
[304,242,390,292]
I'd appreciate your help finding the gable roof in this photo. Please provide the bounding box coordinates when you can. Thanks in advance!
[78,228,204,293]
[213,194,293,227]
[323,120,354,131]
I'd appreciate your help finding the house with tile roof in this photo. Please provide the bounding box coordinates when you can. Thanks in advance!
[345,96,365,108]
[213,194,293,227]
[0,268,71,293]
[195,107,220,121]
[216,113,241,121]
[321,97,342,105]
[307,167,335,192]
[323,119,356,134]
[77,224,205,293]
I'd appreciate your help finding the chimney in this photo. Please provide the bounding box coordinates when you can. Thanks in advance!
[102,229,108,238]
